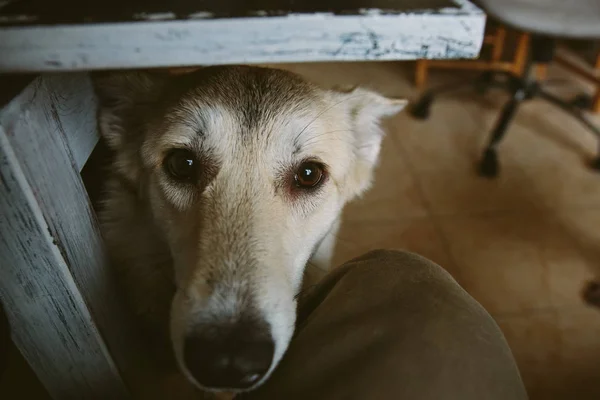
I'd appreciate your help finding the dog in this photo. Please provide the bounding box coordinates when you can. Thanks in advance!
[93,65,405,396]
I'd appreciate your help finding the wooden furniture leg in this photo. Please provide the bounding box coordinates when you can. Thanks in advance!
[415,60,428,90]
[512,33,530,75]
[0,74,147,399]
[491,26,506,62]
[593,53,600,113]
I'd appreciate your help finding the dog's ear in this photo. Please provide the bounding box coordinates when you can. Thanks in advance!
[91,71,169,150]
[331,86,407,197]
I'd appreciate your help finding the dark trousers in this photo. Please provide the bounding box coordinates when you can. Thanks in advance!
[245,250,528,400]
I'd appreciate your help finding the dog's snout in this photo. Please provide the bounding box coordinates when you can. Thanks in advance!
[183,320,275,390]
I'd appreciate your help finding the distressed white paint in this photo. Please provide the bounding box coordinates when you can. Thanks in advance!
[0,75,137,399]
[134,12,176,21]
[0,74,99,170]
[0,8,485,72]
[187,11,214,19]
[0,129,127,400]
[0,14,37,23]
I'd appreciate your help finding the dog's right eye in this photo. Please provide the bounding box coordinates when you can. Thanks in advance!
[294,161,325,189]
[163,149,197,182]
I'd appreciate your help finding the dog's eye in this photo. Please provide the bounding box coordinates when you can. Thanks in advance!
[294,162,324,188]
[163,149,197,182]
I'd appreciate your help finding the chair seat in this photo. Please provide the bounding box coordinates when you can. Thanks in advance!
[479,0,600,39]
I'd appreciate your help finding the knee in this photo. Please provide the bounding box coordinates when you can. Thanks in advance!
[340,248,478,313]
[345,249,454,282]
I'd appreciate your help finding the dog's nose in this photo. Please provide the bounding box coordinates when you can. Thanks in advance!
[183,322,274,390]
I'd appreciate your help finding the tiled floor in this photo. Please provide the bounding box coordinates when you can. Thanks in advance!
[279,61,600,399]
[3,61,600,399]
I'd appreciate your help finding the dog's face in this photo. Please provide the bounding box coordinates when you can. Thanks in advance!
[94,66,404,393]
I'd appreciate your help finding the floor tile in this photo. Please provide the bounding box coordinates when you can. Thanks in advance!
[496,311,564,400]
[342,135,429,223]
[543,216,597,309]
[516,89,600,210]
[497,306,600,400]
[524,160,600,210]
[439,212,559,315]
[556,208,600,272]
[334,217,457,278]
[391,95,490,173]
[492,97,597,171]
[439,209,595,314]
[553,306,600,399]
[415,163,539,216]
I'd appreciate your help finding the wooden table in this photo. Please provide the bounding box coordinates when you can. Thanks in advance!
[1,0,485,71]
[0,1,485,398]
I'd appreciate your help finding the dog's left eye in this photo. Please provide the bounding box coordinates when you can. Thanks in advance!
[163,149,197,182]
[294,161,324,188]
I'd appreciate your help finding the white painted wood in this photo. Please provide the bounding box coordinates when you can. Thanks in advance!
[0,75,147,399]
[0,135,128,399]
[0,6,485,72]
[0,74,99,171]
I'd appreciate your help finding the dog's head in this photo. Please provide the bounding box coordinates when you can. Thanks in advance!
[93,66,405,393]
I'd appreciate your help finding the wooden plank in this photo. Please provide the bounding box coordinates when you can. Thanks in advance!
[0,74,146,398]
[0,1,485,72]
[420,60,515,72]
[414,60,428,89]
[1,74,99,171]
[511,33,530,76]
[0,130,128,399]
[490,26,505,63]
[0,0,475,26]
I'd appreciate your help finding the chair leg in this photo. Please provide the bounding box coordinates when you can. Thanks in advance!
[409,79,469,120]
[538,88,600,170]
[409,73,501,120]
[593,53,600,113]
[415,60,428,90]
[593,88,600,114]
[479,85,527,178]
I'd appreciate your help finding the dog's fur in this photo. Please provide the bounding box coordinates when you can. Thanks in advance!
[93,65,405,394]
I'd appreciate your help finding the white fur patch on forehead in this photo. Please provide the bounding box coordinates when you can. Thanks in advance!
[160,93,329,167]
[288,112,354,175]
[140,101,241,169]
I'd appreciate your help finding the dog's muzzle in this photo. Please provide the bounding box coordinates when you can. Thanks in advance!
[183,317,275,390]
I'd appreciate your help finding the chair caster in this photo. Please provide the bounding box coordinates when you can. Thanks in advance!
[409,94,433,120]
[590,157,600,172]
[478,149,499,178]
[583,280,600,309]
[571,93,593,110]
